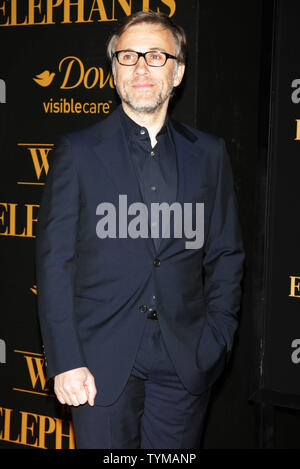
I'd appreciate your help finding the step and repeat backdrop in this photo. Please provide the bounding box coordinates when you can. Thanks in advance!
[0,0,200,449]
[251,0,300,409]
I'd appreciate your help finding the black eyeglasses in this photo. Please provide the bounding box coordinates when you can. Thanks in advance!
[113,50,178,67]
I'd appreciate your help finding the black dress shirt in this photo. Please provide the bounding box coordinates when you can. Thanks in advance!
[119,105,178,249]
[119,105,178,314]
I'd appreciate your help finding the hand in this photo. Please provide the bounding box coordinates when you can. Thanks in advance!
[54,367,97,407]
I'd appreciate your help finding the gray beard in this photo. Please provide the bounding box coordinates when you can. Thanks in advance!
[113,64,177,114]
[116,86,173,114]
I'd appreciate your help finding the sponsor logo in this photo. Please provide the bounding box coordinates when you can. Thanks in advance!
[0,0,176,27]
[0,203,39,238]
[33,56,114,90]
[13,349,51,398]
[17,142,53,186]
[0,142,49,239]
[0,344,74,448]
[33,70,55,87]
[0,406,75,448]
[33,56,114,114]
[289,275,300,298]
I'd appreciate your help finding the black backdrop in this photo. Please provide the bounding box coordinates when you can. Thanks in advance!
[0,0,203,450]
[1,0,300,449]
[250,0,300,406]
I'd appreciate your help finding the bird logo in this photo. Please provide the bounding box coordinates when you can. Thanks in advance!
[30,284,37,295]
[33,70,55,87]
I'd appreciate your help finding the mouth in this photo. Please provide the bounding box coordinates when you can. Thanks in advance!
[131,83,155,89]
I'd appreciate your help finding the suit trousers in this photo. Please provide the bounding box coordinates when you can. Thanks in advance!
[71,317,212,449]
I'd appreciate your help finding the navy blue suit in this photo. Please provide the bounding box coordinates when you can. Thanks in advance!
[35,107,244,440]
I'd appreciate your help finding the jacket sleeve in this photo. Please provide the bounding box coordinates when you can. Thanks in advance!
[35,137,86,380]
[203,138,245,360]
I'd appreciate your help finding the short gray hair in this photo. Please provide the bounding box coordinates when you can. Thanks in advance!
[106,10,187,65]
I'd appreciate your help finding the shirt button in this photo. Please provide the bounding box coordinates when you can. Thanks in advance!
[150,186,157,192]
[147,309,158,319]
[140,129,146,135]
[153,258,160,267]
[139,305,148,313]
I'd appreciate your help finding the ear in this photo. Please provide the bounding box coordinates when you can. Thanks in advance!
[173,63,185,88]
[112,62,117,86]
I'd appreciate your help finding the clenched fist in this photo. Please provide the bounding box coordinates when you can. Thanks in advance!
[54,367,97,407]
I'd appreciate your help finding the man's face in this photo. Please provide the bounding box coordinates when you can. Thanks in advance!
[112,23,185,114]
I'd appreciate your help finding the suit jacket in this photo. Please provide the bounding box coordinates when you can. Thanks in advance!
[35,107,245,406]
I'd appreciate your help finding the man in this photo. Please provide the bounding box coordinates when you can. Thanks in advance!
[35,11,244,449]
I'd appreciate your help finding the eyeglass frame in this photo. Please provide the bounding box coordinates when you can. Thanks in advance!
[112,50,178,67]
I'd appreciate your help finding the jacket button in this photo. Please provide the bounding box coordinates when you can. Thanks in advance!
[153,258,160,267]
[139,305,148,313]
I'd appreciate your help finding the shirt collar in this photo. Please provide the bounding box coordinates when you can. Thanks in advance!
[118,104,169,142]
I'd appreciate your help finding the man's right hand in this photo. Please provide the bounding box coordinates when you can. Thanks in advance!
[54,367,97,407]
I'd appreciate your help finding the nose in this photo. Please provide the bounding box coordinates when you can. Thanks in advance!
[134,55,149,74]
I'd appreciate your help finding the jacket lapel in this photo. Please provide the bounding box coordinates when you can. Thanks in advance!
[92,109,156,256]
[92,108,202,257]
[157,119,200,256]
